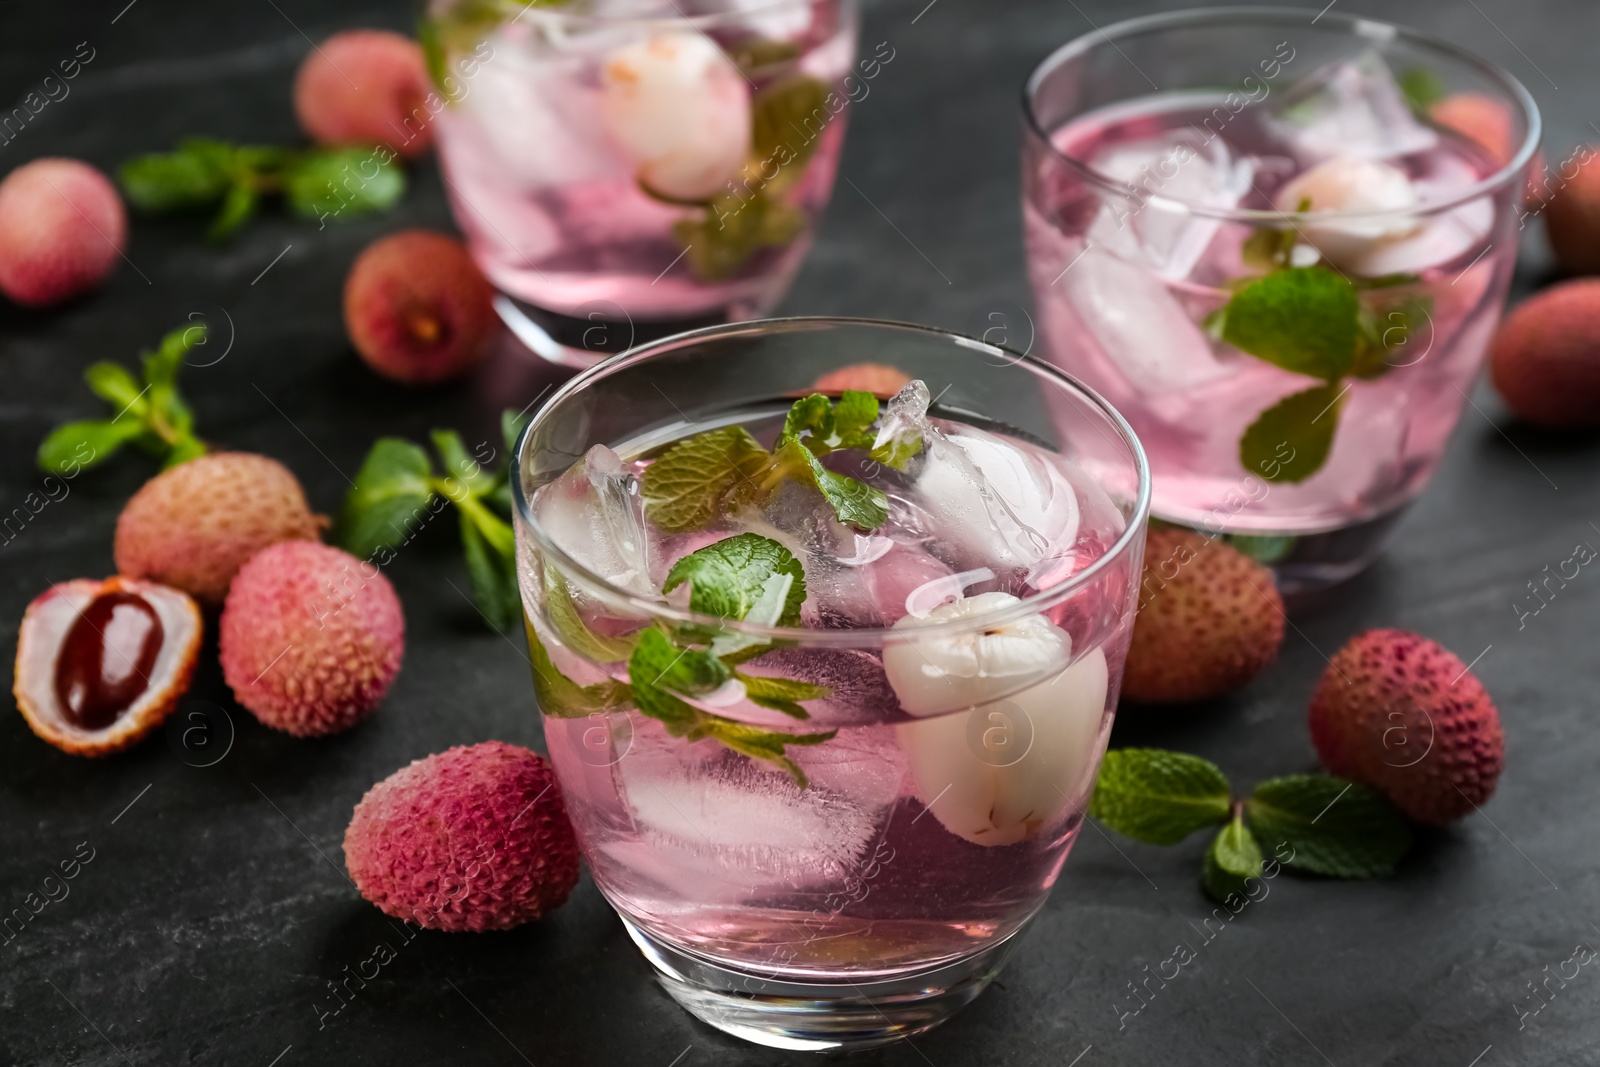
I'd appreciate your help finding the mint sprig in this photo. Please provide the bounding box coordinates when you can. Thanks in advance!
[664,532,806,626]
[38,323,210,476]
[1089,748,1415,904]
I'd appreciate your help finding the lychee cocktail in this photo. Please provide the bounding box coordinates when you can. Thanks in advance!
[511,319,1149,1050]
[426,0,859,327]
[1023,10,1538,591]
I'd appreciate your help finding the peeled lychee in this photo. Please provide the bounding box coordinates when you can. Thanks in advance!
[344,230,497,385]
[1122,528,1286,704]
[293,30,432,159]
[1543,151,1600,276]
[1489,280,1600,429]
[344,742,579,930]
[1309,629,1503,825]
[813,363,913,396]
[13,577,202,757]
[0,158,125,307]
[220,541,403,736]
[115,452,325,606]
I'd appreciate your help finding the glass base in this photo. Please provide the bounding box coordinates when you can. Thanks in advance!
[621,918,1022,1052]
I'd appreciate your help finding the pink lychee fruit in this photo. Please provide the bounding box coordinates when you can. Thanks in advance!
[1429,93,1543,208]
[0,158,125,307]
[293,30,433,158]
[343,742,580,930]
[343,230,497,385]
[219,541,404,736]
[813,363,913,396]
[1309,629,1504,826]
[1489,280,1600,429]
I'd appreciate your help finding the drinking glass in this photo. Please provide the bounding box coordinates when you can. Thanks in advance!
[511,318,1151,1050]
[1023,8,1539,592]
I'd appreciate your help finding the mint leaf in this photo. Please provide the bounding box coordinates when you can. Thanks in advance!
[1202,811,1264,905]
[1398,66,1445,113]
[118,141,233,211]
[84,362,147,412]
[628,628,733,727]
[698,716,835,788]
[1221,267,1359,381]
[163,434,206,468]
[1246,775,1413,878]
[1239,224,1298,273]
[283,148,406,220]
[1352,295,1432,379]
[207,182,257,242]
[771,439,888,531]
[337,438,434,559]
[832,390,879,448]
[1089,748,1233,845]
[542,562,635,663]
[663,533,806,626]
[674,190,804,281]
[729,37,802,74]
[780,393,833,445]
[528,623,632,719]
[432,429,493,497]
[38,419,145,475]
[142,322,205,389]
[460,509,520,631]
[1239,383,1344,484]
[751,75,828,177]
[641,425,770,533]
[502,407,531,457]
[735,671,830,719]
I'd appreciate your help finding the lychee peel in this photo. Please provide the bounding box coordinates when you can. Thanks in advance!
[1309,629,1503,826]
[344,742,580,930]
[219,541,403,736]
[0,158,126,307]
[1122,528,1286,704]
[115,452,324,605]
[1489,280,1600,430]
[293,30,432,158]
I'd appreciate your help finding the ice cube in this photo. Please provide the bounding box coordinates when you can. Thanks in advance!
[533,444,655,596]
[748,647,904,724]
[1268,50,1438,163]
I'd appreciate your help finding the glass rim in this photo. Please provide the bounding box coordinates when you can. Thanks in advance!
[1020,5,1543,225]
[506,0,822,32]
[513,316,1153,648]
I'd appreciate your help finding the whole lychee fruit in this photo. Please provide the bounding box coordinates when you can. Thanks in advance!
[1121,528,1286,704]
[1543,151,1600,275]
[1489,280,1600,429]
[0,158,125,307]
[1309,629,1503,825]
[293,30,433,159]
[114,452,325,606]
[813,363,913,396]
[344,742,579,930]
[220,541,404,736]
[13,577,202,757]
[1429,93,1543,208]
[344,230,497,385]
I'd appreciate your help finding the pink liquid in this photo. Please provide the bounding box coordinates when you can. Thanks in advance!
[435,5,855,321]
[1025,91,1523,535]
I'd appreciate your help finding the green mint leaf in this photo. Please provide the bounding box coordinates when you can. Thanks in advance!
[83,362,147,413]
[750,75,828,177]
[118,142,233,212]
[1202,810,1264,905]
[641,425,771,533]
[735,671,830,720]
[162,434,207,468]
[1239,224,1298,273]
[337,438,434,559]
[142,322,205,390]
[37,419,144,476]
[673,190,803,282]
[1246,775,1413,879]
[1239,383,1344,484]
[206,182,257,242]
[628,628,733,727]
[432,429,493,497]
[663,533,806,626]
[831,390,879,448]
[542,562,636,663]
[283,148,406,221]
[527,622,632,719]
[696,716,836,788]
[1221,267,1359,381]
[1398,66,1445,113]
[728,37,801,74]
[869,425,923,471]
[772,439,888,531]
[502,407,531,458]
[780,393,833,446]
[460,510,520,631]
[1352,295,1432,379]
[1088,748,1233,845]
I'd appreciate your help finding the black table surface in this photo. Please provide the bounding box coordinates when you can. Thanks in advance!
[3,0,1597,1063]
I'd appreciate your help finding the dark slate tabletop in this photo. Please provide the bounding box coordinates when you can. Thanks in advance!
[2,0,1596,1064]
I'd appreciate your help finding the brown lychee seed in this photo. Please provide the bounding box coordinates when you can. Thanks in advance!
[13,577,202,757]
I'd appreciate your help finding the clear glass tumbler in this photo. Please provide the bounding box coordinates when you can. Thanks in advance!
[511,319,1150,1050]
[425,0,860,353]
[1022,8,1539,592]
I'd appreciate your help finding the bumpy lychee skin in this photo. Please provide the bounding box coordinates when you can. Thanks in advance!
[220,541,404,736]
[1122,528,1286,704]
[344,230,497,385]
[0,159,125,307]
[1489,281,1600,430]
[115,452,325,605]
[293,30,432,159]
[344,742,579,931]
[813,363,913,396]
[1309,629,1503,825]
[1544,152,1600,275]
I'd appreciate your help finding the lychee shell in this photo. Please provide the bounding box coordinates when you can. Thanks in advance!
[1309,629,1503,825]
[0,158,125,307]
[344,742,580,930]
[219,541,403,736]
[1489,280,1600,429]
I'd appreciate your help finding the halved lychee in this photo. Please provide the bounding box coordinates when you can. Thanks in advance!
[14,577,202,757]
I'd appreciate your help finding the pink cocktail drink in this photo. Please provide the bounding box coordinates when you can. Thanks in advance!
[1023,11,1539,589]
[512,320,1149,1050]
[427,0,860,324]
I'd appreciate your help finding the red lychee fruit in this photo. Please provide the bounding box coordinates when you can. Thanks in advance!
[1309,629,1503,825]
[1121,528,1286,704]
[1429,93,1543,208]
[0,158,125,307]
[1489,280,1600,429]
[344,742,579,930]
[813,363,913,396]
[115,452,326,606]
[343,230,497,385]
[13,577,202,757]
[293,30,433,159]
[1543,151,1600,276]
[219,541,404,736]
